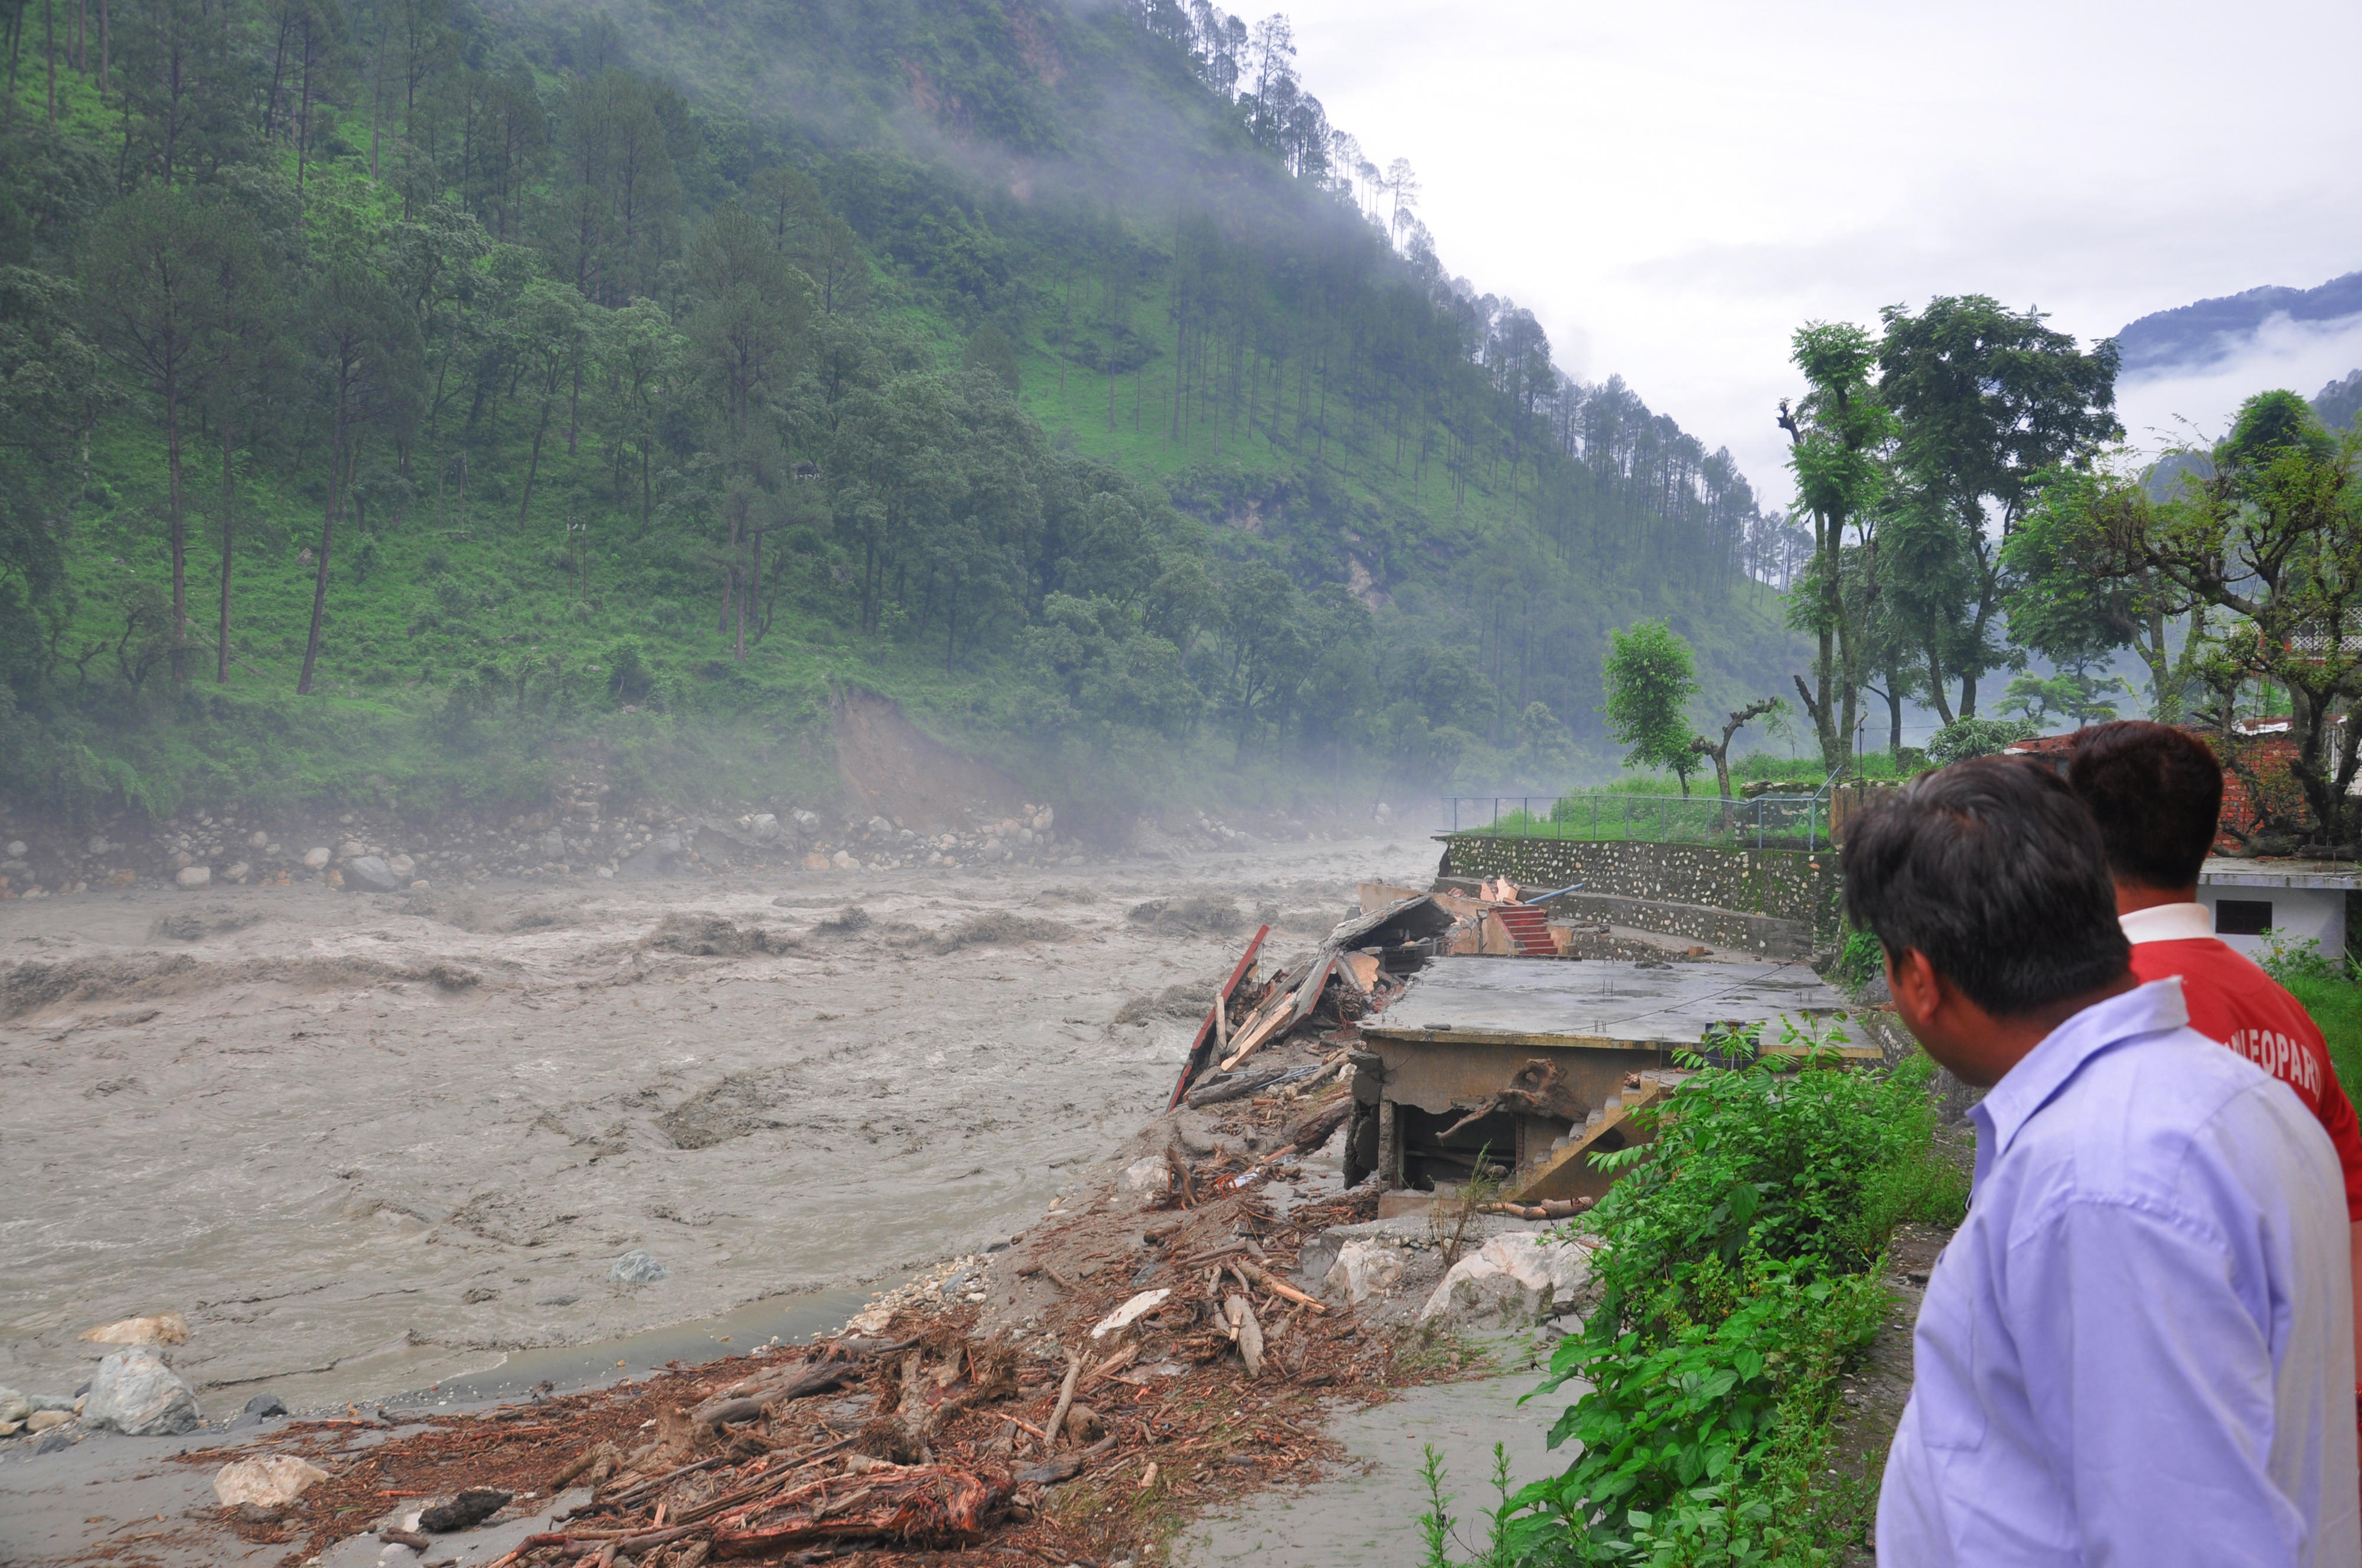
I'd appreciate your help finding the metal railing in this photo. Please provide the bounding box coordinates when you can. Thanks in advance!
[1439,792,1830,850]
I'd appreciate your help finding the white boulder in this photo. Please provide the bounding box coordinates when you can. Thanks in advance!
[80,1310,189,1346]
[1324,1239,1405,1304]
[1120,1157,1172,1194]
[1415,1233,1591,1328]
[303,847,331,869]
[175,865,211,888]
[82,1347,199,1435]
[213,1454,332,1509]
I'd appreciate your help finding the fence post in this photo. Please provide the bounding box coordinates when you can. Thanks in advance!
[1660,799,1668,842]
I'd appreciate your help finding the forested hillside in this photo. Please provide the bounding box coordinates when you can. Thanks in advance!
[0,0,1805,823]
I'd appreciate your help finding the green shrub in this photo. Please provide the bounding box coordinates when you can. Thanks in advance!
[1924,717,2037,765]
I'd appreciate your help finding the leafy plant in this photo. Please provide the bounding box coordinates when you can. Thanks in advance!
[1924,716,2037,765]
[2259,929,2346,985]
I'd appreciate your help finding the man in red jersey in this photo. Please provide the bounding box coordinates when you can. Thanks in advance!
[2069,720,2362,1351]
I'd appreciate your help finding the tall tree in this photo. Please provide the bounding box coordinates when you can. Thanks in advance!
[84,185,229,678]
[2082,393,2361,842]
[2004,459,2208,722]
[200,226,287,682]
[1777,322,1891,770]
[295,261,421,695]
[1876,295,2120,717]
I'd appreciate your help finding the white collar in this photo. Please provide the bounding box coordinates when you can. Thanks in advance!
[2119,902,2213,945]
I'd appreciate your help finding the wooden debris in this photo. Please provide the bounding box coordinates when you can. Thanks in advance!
[709,1466,1000,1556]
[1042,1348,1082,1455]
[1223,1295,1264,1377]
[1169,926,1271,1107]
[1440,1057,1591,1139]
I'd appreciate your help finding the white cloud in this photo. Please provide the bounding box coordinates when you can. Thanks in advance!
[2119,315,2362,454]
[1281,0,2362,504]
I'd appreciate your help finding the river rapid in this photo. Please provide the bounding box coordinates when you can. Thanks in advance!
[0,835,1432,1411]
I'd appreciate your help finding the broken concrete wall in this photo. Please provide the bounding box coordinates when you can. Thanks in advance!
[1437,839,1839,949]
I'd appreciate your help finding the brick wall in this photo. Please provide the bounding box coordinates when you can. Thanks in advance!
[1437,837,1840,940]
[2010,727,2302,852]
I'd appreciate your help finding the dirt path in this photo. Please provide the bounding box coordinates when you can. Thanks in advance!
[0,835,1430,1413]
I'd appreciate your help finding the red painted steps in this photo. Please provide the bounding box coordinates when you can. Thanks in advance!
[1492,903,1556,956]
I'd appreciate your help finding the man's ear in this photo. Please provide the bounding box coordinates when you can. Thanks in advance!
[1887,946,1943,1034]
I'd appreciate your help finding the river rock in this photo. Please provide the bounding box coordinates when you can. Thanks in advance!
[1120,1157,1172,1194]
[1415,1233,1590,1328]
[82,1348,199,1435]
[5,839,26,857]
[338,839,365,859]
[1858,971,1893,1007]
[24,1410,70,1433]
[1324,1240,1405,1304]
[302,847,331,868]
[342,854,400,893]
[79,1310,189,1346]
[224,861,250,883]
[175,865,211,888]
[388,854,416,878]
[831,850,860,871]
[232,1393,288,1427]
[609,1249,667,1283]
[0,1387,27,1424]
[213,1453,332,1508]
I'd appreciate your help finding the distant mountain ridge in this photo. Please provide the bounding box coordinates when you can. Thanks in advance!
[2116,269,2362,375]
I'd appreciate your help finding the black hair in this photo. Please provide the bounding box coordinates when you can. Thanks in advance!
[2066,720,2223,892]
[1842,756,2130,1016]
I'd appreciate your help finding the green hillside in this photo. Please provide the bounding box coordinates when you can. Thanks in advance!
[0,0,1804,825]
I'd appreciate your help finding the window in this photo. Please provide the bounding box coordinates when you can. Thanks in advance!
[2214,899,2274,937]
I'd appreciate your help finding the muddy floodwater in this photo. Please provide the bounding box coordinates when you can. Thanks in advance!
[0,836,1430,1410]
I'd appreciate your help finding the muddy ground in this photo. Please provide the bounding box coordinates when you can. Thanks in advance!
[0,835,1433,1413]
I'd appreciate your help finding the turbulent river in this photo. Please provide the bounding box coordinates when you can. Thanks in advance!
[0,835,1431,1410]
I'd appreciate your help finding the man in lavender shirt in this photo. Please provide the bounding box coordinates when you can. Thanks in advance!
[1848,759,2358,1566]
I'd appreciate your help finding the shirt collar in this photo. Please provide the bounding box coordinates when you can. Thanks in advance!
[1968,978,2190,1185]
[2120,903,2213,945]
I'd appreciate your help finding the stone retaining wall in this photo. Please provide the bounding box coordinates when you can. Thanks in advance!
[1438,836,1839,942]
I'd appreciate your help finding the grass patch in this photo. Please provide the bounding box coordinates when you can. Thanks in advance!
[2257,932,2362,1097]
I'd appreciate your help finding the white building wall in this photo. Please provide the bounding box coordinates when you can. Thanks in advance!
[2195,883,2346,961]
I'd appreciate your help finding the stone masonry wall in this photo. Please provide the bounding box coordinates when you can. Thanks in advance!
[1438,836,1840,941]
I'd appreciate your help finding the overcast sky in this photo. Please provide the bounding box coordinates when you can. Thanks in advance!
[1282,0,2362,509]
